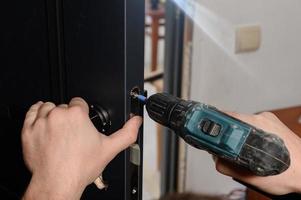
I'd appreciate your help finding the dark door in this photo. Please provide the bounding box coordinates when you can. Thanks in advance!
[0,1,144,199]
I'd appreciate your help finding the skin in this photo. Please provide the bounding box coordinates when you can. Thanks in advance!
[21,97,301,199]
[215,111,301,195]
[22,97,142,200]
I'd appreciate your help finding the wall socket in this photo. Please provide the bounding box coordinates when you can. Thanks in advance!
[235,25,261,53]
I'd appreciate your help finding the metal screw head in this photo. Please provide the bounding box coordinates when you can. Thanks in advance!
[132,188,137,194]
[257,167,263,172]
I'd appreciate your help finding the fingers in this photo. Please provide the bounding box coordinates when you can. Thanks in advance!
[223,111,254,124]
[24,98,87,128]
[94,116,142,190]
[215,158,251,184]
[23,101,44,128]
[107,116,142,155]
[37,102,56,119]
[215,158,265,186]
[69,97,89,114]
[58,104,68,108]
[215,158,251,178]
[257,111,280,122]
[225,111,280,127]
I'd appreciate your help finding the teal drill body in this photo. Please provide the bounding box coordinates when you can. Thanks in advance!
[139,93,290,176]
[182,103,250,159]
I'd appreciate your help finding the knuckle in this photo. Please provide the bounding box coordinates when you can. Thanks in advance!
[214,159,227,175]
[48,108,65,121]
[215,160,223,172]
[69,106,86,118]
[39,102,55,111]
[120,127,138,144]
[126,130,138,144]
[34,118,46,128]
[47,108,69,135]
[44,101,55,107]
[261,111,273,117]
[226,111,240,119]
[258,112,277,120]
[28,102,40,111]
[71,97,84,102]
[21,127,31,142]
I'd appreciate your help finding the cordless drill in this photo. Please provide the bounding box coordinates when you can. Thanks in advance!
[134,92,290,176]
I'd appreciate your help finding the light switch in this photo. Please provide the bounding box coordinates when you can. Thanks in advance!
[235,25,261,53]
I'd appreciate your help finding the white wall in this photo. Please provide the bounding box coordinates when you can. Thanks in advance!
[184,0,301,195]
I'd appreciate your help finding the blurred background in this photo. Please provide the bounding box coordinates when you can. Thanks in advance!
[143,0,301,200]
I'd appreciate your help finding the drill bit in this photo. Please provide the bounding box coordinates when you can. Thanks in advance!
[136,94,147,104]
[130,91,147,104]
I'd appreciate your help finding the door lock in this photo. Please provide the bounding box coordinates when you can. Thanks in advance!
[89,104,111,134]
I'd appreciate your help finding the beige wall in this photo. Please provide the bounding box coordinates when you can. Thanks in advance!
[183,0,301,195]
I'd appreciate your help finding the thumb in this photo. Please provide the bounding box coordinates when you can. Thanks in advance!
[106,116,142,156]
[215,157,257,182]
[214,157,284,193]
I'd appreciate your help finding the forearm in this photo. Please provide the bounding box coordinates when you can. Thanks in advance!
[293,184,301,194]
[23,174,85,200]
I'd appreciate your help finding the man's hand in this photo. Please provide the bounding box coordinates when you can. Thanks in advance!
[214,112,301,195]
[22,97,142,200]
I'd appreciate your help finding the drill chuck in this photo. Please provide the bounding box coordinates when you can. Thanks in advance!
[145,93,196,133]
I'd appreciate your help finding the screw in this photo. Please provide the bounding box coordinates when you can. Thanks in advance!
[132,188,137,194]
[257,167,263,172]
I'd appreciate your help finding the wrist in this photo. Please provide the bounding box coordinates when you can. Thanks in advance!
[291,138,301,194]
[294,171,301,194]
[291,170,301,194]
[23,173,86,200]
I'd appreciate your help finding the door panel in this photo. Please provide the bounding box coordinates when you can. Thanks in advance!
[0,1,51,198]
[0,1,144,199]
